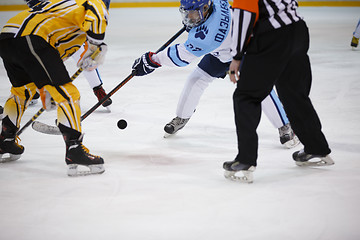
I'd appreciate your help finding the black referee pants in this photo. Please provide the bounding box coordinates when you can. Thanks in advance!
[233,20,331,166]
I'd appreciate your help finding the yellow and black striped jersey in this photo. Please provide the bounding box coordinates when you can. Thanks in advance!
[0,0,109,59]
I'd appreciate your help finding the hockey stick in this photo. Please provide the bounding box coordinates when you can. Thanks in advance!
[32,26,186,135]
[81,25,186,120]
[17,49,100,136]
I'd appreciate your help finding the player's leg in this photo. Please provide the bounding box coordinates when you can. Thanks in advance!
[351,18,360,48]
[0,84,37,162]
[261,89,299,148]
[44,83,105,176]
[164,67,214,136]
[27,36,105,175]
[164,54,227,136]
[0,37,38,162]
[276,21,332,166]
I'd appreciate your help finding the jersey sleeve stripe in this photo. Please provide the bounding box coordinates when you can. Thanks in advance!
[167,45,190,67]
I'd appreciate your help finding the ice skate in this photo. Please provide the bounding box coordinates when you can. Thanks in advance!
[0,136,24,163]
[278,123,300,149]
[164,116,189,138]
[93,85,112,108]
[223,160,256,183]
[351,36,359,48]
[0,116,25,163]
[65,140,105,177]
[292,149,334,167]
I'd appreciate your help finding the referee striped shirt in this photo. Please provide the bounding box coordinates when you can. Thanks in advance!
[231,0,302,60]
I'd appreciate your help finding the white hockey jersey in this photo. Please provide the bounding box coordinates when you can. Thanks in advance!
[153,0,232,66]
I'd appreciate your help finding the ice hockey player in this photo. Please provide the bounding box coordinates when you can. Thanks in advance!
[351,18,360,48]
[22,1,112,108]
[224,0,334,183]
[0,0,110,176]
[132,0,299,149]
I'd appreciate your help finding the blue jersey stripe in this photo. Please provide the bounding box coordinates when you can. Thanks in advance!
[167,44,190,67]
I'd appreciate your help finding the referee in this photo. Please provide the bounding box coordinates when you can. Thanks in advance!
[224,0,334,182]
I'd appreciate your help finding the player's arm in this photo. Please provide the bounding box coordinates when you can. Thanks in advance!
[131,42,199,76]
[153,43,198,67]
[230,0,259,60]
[77,0,109,71]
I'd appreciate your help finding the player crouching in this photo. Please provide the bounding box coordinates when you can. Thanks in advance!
[0,0,110,176]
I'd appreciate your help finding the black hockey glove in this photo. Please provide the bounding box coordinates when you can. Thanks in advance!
[132,52,161,76]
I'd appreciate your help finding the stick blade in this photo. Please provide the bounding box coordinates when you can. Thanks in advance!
[32,121,62,135]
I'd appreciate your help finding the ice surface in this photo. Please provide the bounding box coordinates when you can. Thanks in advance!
[0,7,359,240]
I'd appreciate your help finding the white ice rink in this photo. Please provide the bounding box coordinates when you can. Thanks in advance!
[0,6,360,240]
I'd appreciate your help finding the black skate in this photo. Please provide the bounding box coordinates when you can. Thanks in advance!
[0,136,25,163]
[223,160,256,183]
[278,123,300,149]
[164,116,189,138]
[0,116,24,163]
[66,140,105,177]
[93,85,112,107]
[292,149,334,167]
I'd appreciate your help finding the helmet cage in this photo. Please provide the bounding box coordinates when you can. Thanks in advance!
[179,1,211,29]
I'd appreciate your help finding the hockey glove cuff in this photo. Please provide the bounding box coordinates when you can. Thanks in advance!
[132,52,161,76]
[77,41,107,71]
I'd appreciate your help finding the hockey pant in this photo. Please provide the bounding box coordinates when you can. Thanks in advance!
[176,66,289,129]
[3,83,38,128]
[71,44,103,89]
[4,82,82,133]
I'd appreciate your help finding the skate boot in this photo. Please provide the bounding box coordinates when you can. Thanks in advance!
[223,160,256,183]
[278,123,300,149]
[292,149,334,167]
[60,124,104,176]
[0,116,24,163]
[66,140,105,176]
[351,36,359,48]
[164,116,190,137]
[29,92,40,106]
[93,85,112,107]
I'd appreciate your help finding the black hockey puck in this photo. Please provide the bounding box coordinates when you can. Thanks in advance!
[117,119,127,129]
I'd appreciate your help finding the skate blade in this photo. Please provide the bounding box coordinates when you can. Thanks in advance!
[67,164,105,177]
[283,136,300,149]
[104,106,111,112]
[295,155,334,167]
[0,153,21,163]
[163,132,173,138]
[224,170,254,183]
